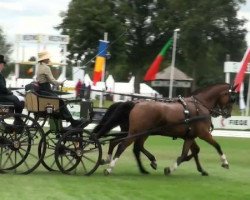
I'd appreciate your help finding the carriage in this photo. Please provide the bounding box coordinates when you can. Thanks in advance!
[0,83,238,176]
[0,90,102,175]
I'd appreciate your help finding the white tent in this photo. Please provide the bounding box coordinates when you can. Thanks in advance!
[105,75,115,92]
[84,74,93,86]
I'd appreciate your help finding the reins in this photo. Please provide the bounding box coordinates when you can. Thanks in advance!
[108,115,211,143]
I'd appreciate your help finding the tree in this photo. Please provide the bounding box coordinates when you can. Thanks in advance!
[0,27,13,76]
[57,0,128,80]
[57,0,247,91]
[169,0,247,87]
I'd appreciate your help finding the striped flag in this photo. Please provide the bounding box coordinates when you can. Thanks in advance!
[234,48,250,92]
[93,40,109,85]
[144,38,173,81]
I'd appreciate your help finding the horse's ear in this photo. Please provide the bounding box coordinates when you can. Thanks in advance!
[229,84,239,93]
[232,84,239,92]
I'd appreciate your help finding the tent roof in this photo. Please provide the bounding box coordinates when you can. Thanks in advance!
[155,66,193,81]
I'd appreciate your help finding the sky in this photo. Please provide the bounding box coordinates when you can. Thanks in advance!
[0,0,250,62]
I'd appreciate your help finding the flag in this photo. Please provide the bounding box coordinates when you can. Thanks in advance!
[144,38,173,81]
[93,40,109,85]
[234,48,250,92]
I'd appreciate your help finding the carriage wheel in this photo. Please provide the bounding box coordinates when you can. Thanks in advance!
[38,130,82,172]
[55,129,102,176]
[38,130,61,171]
[0,117,32,171]
[0,113,46,174]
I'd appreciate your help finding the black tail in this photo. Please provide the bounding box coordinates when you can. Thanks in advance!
[92,101,135,138]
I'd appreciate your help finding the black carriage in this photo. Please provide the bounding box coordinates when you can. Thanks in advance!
[0,102,46,174]
[25,91,102,175]
[0,90,103,175]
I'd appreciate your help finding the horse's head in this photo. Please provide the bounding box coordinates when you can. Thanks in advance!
[214,84,238,118]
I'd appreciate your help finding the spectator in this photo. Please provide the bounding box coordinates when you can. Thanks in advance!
[75,79,83,99]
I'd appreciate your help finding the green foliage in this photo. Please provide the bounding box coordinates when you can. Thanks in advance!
[0,27,13,76]
[0,28,12,61]
[57,0,247,88]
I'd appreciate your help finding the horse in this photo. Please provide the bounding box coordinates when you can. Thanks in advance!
[93,101,212,175]
[92,101,157,172]
[97,83,237,175]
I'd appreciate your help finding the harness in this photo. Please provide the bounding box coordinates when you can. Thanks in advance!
[176,95,215,140]
[174,95,193,139]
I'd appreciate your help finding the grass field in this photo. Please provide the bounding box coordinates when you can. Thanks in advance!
[1,136,250,200]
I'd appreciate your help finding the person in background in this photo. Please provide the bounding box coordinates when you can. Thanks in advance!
[0,54,24,124]
[75,79,83,99]
[36,51,84,127]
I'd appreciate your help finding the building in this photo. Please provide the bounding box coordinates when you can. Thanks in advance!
[149,66,193,97]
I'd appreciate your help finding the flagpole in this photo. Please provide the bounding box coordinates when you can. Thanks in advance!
[169,28,180,98]
[99,32,108,107]
[246,76,250,116]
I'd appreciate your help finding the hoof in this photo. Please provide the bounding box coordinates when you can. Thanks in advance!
[104,168,111,176]
[201,171,209,176]
[150,161,157,170]
[140,169,149,174]
[100,159,109,165]
[221,163,229,169]
[164,167,171,176]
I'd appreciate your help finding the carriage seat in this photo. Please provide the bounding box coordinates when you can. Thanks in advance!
[0,102,15,114]
[25,91,60,113]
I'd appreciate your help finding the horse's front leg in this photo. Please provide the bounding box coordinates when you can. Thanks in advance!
[199,133,229,169]
[164,138,194,175]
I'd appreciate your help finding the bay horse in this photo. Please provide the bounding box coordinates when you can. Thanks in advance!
[93,101,208,175]
[97,83,237,175]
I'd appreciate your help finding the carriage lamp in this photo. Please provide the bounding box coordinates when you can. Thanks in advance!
[46,104,54,114]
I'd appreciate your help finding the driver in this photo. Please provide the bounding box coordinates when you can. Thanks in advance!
[36,51,84,127]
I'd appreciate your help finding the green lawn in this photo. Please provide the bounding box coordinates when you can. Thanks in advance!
[1,136,250,200]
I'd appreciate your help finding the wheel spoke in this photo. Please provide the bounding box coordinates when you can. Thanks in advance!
[82,154,96,164]
[79,159,87,173]
[2,150,14,169]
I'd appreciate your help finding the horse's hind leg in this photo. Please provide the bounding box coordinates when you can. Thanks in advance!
[164,139,194,175]
[141,145,157,170]
[188,141,208,176]
[101,123,129,165]
[104,139,134,175]
[100,139,120,165]
[133,137,157,174]
[199,133,229,169]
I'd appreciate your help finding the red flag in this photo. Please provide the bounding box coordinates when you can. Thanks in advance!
[144,38,173,81]
[234,48,250,92]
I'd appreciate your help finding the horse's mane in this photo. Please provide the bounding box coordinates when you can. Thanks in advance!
[190,83,230,95]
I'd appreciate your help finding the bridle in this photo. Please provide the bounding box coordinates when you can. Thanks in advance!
[192,84,237,118]
[191,95,223,117]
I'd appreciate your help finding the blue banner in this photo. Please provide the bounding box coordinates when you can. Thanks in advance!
[97,40,109,57]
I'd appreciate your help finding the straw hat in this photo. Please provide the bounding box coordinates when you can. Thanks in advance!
[38,51,50,62]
